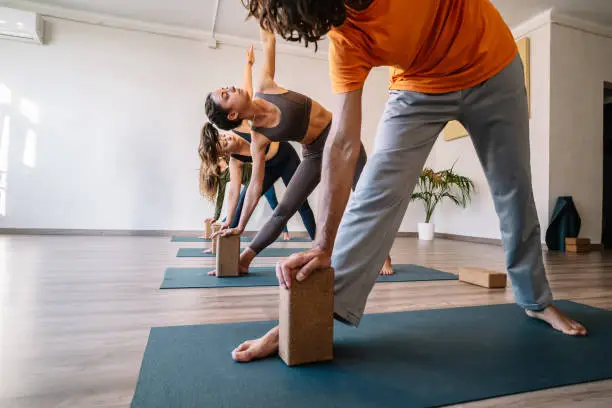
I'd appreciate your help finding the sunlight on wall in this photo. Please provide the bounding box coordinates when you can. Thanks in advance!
[0,84,11,105]
[0,116,9,216]
[23,129,37,168]
[20,98,39,124]
[0,116,10,172]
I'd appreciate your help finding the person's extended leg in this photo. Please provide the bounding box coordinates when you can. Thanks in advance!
[277,144,317,240]
[332,91,456,326]
[460,55,585,335]
[245,154,321,256]
[262,185,290,238]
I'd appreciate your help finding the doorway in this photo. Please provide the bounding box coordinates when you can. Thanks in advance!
[603,83,612,249]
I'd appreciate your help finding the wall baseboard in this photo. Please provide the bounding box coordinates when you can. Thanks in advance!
[397,231,502,246]
[0,229,500,244]
[3,229,603,251]
[396,232,417,238]
[435,233,503,246]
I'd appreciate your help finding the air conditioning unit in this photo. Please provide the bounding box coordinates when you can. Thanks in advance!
[0,6,45,44]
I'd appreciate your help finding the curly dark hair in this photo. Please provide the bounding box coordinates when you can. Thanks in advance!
[242,0,347,51]
[205,92,242,131]
[198,122,225,201]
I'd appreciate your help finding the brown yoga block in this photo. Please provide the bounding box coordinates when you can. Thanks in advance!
[565,237,591,253]
[210,223,222,254]
[216,234,241,277]
[459,267,507,289]
[279,267,334,366]
[565,237,590,246]
[204,220,213,239]
[566,244,590,253]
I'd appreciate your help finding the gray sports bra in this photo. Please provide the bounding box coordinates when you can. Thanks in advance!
[252,91,312,143]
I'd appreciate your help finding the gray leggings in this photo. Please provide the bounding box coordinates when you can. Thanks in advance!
[249,122,367,253]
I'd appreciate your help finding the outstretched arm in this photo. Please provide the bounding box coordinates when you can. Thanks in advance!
[258,27,277,92]
[235,133,268,230]
[214,134,269,237]
[276,89,364,288]
[222,158,245,228]
[244,45,255,98]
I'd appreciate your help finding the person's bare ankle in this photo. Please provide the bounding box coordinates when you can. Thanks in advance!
[238,249,256,275]
[379,256,394,275]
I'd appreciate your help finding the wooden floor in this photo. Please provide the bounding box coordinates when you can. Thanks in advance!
[1,235,611,407]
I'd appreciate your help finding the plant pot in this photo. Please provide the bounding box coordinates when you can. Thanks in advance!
[418,222,435,241]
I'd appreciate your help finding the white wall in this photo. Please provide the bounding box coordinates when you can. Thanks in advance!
[549,24,612,244]
[0,18,388,232]
[426,23,552,241]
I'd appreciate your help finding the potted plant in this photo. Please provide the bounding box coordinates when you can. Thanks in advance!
[411,165,475,240]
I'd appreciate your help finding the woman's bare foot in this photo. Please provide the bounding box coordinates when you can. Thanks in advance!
[379,255,394,275]
[207,257,251,276]
[282,232,291,241]
[232,326,279,362]
[526,305,587,336]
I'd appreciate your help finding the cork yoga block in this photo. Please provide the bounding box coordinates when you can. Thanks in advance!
[566,244,590,253]
[565,237,591,253]
[459,267,507,289]
[279,267,334,367]
[565,237,590,246]
[216,234,241,277]
[204,220,213,239]
[210,224,222,254]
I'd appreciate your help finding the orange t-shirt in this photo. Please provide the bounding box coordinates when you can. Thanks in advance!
[328,0,518,94]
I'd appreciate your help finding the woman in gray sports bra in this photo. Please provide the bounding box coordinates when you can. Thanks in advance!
[205,29,395,276]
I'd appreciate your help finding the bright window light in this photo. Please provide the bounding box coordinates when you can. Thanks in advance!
[20,98,39,124]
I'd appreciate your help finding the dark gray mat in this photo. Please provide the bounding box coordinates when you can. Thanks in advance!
[161,264,457,289]
[131,301,612,408]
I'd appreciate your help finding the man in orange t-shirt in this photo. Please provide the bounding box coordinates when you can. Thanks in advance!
[230,0,586,363]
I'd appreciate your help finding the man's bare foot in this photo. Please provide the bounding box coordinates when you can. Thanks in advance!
[282,232,291,241]
[379,255,394,275]
[526,305,587,336]
[202,248,212,254]
[207,260,251,276]
[232,326,279,363]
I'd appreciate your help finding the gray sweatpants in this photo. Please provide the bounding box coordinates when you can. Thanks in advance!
[333,55,553,326]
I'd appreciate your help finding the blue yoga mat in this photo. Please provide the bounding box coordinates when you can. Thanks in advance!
[131,301,612,408]
[171,235,311,243]
[160,264,457,289]
[177,247,308,258]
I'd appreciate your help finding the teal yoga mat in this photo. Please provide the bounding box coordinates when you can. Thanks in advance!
[177,247,308,258]
[131,301,612,408]
[160,264,457,289]
[171,235,311,243]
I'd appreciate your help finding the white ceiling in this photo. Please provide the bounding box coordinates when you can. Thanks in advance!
[5,0,612,40]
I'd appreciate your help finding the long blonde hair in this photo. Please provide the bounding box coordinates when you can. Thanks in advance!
[198,122,225,202]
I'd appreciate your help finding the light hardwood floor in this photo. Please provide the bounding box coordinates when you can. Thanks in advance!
[0,235,611,407]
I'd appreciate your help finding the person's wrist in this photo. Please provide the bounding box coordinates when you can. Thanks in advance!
[312,241,333,257]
